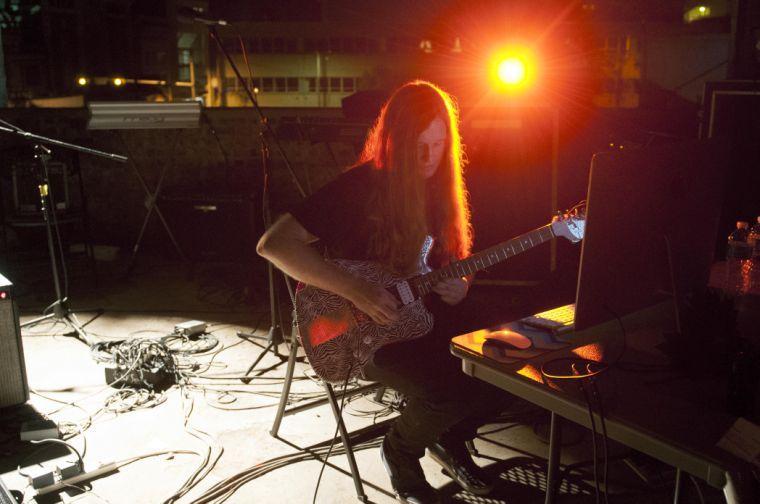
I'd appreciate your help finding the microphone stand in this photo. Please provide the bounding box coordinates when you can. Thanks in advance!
[0,122,127,346]
[204,24,307,383]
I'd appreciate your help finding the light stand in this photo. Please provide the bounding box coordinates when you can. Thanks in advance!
[0,121,127,345]
[204,25,307,383]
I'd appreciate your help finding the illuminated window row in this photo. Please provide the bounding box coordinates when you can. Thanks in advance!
[220,36,463,54]
[224,76,361,93]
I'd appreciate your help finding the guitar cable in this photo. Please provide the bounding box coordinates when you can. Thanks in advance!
[541,359,610,504]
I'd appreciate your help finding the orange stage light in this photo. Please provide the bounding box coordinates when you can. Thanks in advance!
[497,57,527,85]
[488,46,538,92]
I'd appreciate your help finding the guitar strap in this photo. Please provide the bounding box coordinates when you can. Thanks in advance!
[417,235,434,274]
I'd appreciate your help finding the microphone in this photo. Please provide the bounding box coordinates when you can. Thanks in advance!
[177,6,228,26]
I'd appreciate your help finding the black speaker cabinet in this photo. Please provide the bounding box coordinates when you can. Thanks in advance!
[0,273,29,408]
[159,193,258,262]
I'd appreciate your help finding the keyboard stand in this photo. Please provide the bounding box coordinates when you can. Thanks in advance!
[120,130,188,277]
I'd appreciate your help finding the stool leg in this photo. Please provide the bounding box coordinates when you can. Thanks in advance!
[270,328,300,438]
[325,383,369,503]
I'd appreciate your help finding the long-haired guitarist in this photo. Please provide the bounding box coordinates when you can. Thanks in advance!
[258,80,512,502]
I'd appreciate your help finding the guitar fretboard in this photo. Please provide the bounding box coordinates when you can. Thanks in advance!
[412,224,555,297]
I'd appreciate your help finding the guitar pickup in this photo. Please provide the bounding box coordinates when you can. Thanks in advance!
[395,281,415,305]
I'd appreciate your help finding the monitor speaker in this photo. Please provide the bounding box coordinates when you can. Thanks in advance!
[0,273,29,408]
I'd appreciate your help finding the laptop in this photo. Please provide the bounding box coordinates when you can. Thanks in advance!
[521,138,727,338]
[453,138,728,361]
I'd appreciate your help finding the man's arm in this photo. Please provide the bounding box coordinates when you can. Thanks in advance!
[257,213,399,325]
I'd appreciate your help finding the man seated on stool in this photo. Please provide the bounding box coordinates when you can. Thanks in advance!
[257,80,514,503]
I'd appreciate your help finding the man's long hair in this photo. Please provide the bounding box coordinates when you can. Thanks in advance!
[358,80,472,274]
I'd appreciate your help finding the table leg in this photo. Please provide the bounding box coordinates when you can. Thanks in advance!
[545,411,562,504]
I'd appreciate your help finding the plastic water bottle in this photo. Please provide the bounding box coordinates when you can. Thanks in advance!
[749,216,760,259]
[727,221,751,261]
[726,221,752,294]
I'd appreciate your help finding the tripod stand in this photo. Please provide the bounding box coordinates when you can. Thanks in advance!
[198,24,308,383]
[236,137,292,383]
[0,122,128,346]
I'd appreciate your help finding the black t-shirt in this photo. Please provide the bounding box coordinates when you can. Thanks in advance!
[290,162,379,261]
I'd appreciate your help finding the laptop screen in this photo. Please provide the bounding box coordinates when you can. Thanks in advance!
[573,138,728,331]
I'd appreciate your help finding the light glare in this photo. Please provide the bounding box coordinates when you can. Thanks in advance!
[497,58,527,85]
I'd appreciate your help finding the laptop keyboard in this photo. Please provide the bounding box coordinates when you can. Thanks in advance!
[521,304,576,331]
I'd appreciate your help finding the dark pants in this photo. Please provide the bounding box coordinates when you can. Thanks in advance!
[362,294,513,458]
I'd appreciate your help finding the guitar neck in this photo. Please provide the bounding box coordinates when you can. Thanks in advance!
[412,224,555,297]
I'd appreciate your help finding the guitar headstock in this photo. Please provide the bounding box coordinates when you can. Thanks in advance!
[550,202,586,243]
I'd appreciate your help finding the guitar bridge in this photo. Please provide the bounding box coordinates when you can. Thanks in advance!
[395,281,415,305]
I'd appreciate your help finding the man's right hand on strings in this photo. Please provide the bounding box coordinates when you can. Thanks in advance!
[347,279,400,326]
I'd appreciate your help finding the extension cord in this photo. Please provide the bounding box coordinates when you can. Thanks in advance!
[35,462,118,497]
[174,320,207,337]
[28,461,81,489]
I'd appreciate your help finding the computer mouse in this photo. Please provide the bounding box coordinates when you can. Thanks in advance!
[484,329,533,350]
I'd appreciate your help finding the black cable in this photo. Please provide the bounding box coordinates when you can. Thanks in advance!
[603,304,628,367]
[590,380,610,504]
[604,306,675,376]
[578,376,600,504]
[688,474,706,504]
[541,358,610,504]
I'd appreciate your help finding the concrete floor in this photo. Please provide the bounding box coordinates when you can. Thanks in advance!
[0,250,719,504]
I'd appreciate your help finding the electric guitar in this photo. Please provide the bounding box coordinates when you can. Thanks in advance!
[296,208,586,383]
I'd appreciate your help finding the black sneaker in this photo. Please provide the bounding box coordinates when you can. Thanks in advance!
[427,439,495,496]
[380,437,441,504]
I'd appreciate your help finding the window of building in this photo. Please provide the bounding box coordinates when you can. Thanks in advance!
[328,38,341,53]
[318,77,328,92]
[275,77,286,92]
[224,77,238,91]
[304,38,316,52]
[262,77,274,92]
[286,39,298,53]
[261,38,273,53]
[287,77,299,91]
[273,38,285,53]
[342,77,354,93]
[342,38,355,53]
[330,77,341,92]
[308,78,316,92]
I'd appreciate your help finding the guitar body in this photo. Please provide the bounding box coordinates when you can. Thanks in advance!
[295,259,434,383]
[294,208,585,383]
